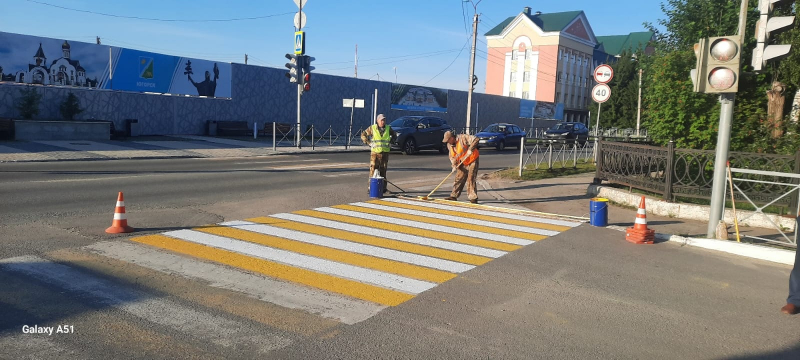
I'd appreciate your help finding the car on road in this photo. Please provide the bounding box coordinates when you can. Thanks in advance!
[475,123,527,151]
[389,116,451,155]
[543,122,589,143]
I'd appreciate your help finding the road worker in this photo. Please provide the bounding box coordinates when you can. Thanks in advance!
[442,130,480,203]
[361,114,397,193]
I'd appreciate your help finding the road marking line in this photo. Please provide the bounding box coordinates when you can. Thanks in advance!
[373,199,573,231]
[29,174,154,183]
[162,229,436,294]
[278,211,508,257]
[249,216,489,266]
[323,172,361,177]
[132,234,414,306]
[85,241,385,325]
[383,198,583,227]
[269,162,363,170]
[234,158,327,165]
[0,255,293,353]
[354,202,560,236]
[198,223,456,283]
[325,205,541,245]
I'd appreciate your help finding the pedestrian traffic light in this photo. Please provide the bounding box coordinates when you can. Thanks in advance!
[704,36,741,94]
[284,53,304,84]
[691,38,708,93]
[301,55,314,92]
[303,73,311,92]
[752,0,795,72]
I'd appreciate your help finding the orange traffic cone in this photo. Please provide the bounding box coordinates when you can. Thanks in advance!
[105,192,134,234]
[625,196,654,244]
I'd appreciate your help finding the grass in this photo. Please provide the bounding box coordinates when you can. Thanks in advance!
[495,161,596,181]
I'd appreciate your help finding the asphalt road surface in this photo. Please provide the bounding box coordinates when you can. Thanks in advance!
[1,150,797,359]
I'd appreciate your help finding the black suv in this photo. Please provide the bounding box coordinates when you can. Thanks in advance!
[543,122,589,144]
[389,116,451,155]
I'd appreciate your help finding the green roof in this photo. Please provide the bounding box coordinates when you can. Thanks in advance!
[595,31,654,55]
[484,10,583,36]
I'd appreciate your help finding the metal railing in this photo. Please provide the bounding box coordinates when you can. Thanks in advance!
[518,138,595,176]
[728,167,799,247]
[269,122,371,150]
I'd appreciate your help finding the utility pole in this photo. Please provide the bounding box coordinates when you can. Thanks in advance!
[465,11,480,135]
[355,44,358,78]
[96,36,101,45]
[636,68,642,136]
[245,54,248,65]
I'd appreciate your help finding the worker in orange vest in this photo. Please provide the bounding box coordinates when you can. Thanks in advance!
[442,130,480,204]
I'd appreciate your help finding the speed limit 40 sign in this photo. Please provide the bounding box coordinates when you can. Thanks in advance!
[592,84,611,103]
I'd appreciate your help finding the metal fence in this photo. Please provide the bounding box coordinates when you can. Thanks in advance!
[595,139,800,212]
[268,122,371,150]
[517,138,595,176]
[728,167,799,247]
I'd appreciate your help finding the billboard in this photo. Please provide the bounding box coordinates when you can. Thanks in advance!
[0,31,231,98]
[0,31,110,88]
[106,48,231,98]
[390,84,448,112]
[519,99,564,120]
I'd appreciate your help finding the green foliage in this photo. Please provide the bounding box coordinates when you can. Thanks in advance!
[14,87,42,120]
[497,162,596,181]
[59,92,84,120]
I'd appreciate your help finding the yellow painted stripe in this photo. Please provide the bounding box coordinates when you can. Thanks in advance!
[247,216,492,266]
[294,209,523,252]
[370,199,571,232]
[334,204,547,242]
[195,226,456,283]
[131,234,413,306]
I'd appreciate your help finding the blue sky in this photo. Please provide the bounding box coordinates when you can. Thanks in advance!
[1,0,665,92]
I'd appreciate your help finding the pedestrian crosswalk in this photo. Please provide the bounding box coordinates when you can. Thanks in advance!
[0,197,583,356]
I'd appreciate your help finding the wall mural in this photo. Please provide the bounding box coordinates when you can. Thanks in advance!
[390,84,448,112]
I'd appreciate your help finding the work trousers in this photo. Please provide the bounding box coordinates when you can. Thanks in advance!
[789,245,800,305]
[368,152,389,192]
[451,158,479,200]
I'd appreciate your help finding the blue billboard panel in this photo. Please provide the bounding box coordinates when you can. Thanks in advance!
[390,84,448,113]
[0,31,110,88]
[519,99,564,120]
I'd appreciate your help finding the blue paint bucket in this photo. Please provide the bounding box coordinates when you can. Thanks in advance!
[590,198,609,227]
[369,177,385,198]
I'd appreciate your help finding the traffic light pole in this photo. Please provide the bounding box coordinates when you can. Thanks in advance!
[296,84,302,148]
[706,93,735,238]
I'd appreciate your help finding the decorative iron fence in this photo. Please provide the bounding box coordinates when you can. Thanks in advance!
[595,139,800,211]
[518,139,595,175]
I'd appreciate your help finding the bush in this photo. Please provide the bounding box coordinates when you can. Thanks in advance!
[59,92,84,120]
[14,87,42,119]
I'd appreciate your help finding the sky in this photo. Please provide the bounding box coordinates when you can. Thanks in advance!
[0,0,665,92]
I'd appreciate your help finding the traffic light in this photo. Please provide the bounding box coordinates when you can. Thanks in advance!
[303,73,311,92]
[752,0,795,72]
[284,53,304,84]
[301,56,315,92]
[705,36,741,94]
[691,38,709,93]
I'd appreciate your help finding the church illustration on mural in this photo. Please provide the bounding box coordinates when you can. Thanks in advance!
[0,41,98,88]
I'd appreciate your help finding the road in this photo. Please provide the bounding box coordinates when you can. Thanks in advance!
[1,150,798,359]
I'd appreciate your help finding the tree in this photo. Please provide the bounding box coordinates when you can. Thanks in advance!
[14,87,42,120]
[59,92,84,120]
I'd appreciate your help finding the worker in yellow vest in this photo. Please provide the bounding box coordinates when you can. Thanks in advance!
[361,114,397,193]
[442,130,480,203]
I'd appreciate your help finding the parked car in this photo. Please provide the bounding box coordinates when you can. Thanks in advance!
[475,123,527,151]
[543,122,589,143]
[389,116,451,155]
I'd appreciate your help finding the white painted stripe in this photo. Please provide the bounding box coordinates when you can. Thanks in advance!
[234,158,327,165]
[322,173,361,178]
[0,255,292,353]
[637,209,647,215]
[317,207,535,246]
[352,202,559,237]
[164,229,436,294]
[382,198,582,227]
[117,201,125,207]
[270,162,364,170]
[635,218,647,224]
[113,213,126,220]
[220,221,474,273]
[85,241,384,324]
[270,213,506,258]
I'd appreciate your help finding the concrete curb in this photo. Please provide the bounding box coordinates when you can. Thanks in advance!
[602,225,794,266]
[588,184,796,231]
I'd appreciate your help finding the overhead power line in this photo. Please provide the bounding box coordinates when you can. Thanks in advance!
[422,36,471,86]
[25,0,293,22]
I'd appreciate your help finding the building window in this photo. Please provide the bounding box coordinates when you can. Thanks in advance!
[523,72,530,82]
[559,49,563,59]
[522,91,529,99]
[508,91,516,97]
[510,72,517,82]
[557,73,563,82]
[556,92,561,102]
[572,75,576,84]
[526,50,532,58]
[571,95,575,106]
[512,50,518,60]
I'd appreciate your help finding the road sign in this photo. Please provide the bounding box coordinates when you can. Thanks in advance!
[294,31,305,55]
[293,0,307,8]
[592,84,611,103]
[294,11,307,29]
[593,64,614,84]
[343,99,365,108]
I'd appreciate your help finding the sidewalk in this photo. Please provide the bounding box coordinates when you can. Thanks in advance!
[0,135,367,162]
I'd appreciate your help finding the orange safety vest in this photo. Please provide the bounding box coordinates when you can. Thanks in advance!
[449,136,479,166]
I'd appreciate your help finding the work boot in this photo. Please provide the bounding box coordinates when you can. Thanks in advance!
[444,197,457,201]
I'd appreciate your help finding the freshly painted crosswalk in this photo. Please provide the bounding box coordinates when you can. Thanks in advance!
[0,197,582,355]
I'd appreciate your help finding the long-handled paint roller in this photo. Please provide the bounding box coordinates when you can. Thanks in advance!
[419,160,464,201]
[385,179,406,193]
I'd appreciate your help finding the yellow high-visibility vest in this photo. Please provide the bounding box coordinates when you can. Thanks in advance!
[371,124,391,153]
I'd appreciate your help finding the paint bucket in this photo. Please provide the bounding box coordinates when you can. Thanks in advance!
[369,177,385,198]
[589,198,609,227]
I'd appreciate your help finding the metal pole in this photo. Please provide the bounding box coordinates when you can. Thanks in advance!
[475,103,479,131]
[311,124,314,150]
[296,84,302,148]
[373,89,378,124]
[348,99,355,149]
[594,104,601,162]
[707,94,736,238]
[519,136,524,177]
[636,68,642,137]
[272,121,276,151]
[737,0,749,44]
[253,120,257,139]
[465,13,480,135]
